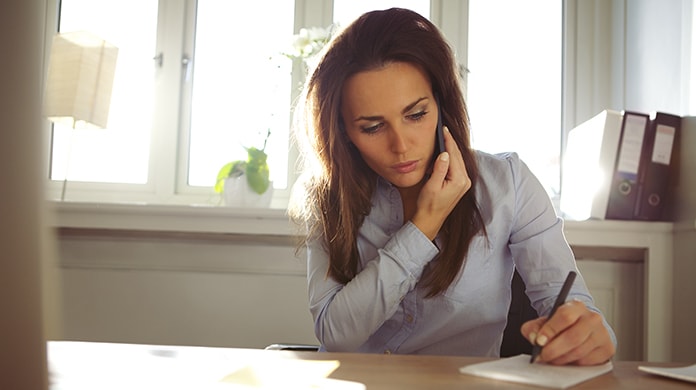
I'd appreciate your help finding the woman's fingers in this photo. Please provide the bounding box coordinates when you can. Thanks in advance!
[521,300,616,366]
[412,126,470,239]
[433,126,470,193]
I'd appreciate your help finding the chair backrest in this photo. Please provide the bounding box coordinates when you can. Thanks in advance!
[500,269,538,357]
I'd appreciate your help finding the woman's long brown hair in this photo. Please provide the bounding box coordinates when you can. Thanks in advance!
[289,8,486,297]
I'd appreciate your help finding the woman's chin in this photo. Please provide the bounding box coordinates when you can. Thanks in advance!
[388,173,426,189]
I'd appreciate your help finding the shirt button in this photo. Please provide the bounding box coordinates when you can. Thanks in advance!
[384,349,392,354]
[405,314,413,323]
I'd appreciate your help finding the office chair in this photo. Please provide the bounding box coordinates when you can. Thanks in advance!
[499,269,537,357]
[266,270,537,356]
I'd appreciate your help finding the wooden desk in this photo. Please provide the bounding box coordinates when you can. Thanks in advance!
[311,351,693,389]
[48,341,693,389]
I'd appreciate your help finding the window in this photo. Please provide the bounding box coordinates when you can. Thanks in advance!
[52,0,158,185]
[691,3,696,114]
[184,1,294,190]
[466,0,562,199]
[46,0,563,207]
[47,0,297,205]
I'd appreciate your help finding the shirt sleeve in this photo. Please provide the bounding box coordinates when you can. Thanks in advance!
[307,221,439,352]
[503,153,618,346]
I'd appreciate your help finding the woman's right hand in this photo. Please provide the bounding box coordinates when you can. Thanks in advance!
[411,126,471,240]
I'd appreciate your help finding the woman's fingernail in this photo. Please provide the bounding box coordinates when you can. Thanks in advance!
[536,335,548,346]
[529,332,537,344]
[440,152,449,162]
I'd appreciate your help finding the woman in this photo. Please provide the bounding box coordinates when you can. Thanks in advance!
[289,8,616,365]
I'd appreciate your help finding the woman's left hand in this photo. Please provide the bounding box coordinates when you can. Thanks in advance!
[520,300,616,365]
[411,126,471,240]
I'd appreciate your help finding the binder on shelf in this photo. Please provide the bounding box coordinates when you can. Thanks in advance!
[633,112,681,221]
[605,111,650,220]
[560,109,624,220]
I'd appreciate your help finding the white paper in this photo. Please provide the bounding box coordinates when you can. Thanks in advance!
[615,113,647,174]
[638,363,696,384]
[651,124,676,165]
[459,354,613,389]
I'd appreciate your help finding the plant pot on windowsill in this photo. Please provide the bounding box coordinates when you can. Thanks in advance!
[215,147,272,208]
[222,175,273,208]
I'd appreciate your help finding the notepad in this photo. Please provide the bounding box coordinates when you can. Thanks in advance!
[459,354,613,389]
[638,363,696,384]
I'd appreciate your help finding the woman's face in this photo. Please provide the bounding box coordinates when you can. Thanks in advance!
[340,61,438,189]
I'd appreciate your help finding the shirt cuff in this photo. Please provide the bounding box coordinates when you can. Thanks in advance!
[381,221,440,277]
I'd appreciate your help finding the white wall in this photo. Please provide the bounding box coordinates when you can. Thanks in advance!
[566,0,693,130]
[624,0,691,115]
[672,117,696,362]
[564,0,625,130]
[57,229,317,348]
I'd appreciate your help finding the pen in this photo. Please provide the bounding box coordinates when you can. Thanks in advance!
[529,270,577,364]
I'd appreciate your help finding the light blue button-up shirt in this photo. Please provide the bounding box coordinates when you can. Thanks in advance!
[307,151,616,356]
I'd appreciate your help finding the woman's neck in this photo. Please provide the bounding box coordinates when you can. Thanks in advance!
[398,182,423,223]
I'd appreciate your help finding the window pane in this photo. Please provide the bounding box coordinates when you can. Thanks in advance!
[467,0,562,197]
[186,0,295,188]
[52,0,157,184]
[333,0,430,26]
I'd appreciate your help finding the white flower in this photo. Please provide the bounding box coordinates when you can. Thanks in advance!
[285,26,332,60]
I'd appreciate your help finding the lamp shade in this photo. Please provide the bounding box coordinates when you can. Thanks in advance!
[43,31,118,129]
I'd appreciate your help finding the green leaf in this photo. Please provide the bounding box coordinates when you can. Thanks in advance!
[245,147,270,194]
[214,160,246,193]
[246,166,270,194]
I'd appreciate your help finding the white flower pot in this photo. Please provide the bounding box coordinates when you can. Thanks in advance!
[223,176,273,208]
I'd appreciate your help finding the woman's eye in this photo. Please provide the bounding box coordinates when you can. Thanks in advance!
[361,123,382,134]
[408,111,427,121]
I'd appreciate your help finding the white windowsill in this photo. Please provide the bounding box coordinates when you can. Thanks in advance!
[47,200,688,239]
[49,201,297,236]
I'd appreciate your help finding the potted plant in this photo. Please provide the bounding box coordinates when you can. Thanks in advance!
[214,129,272,207]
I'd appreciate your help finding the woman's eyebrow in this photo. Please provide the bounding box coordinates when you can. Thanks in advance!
[352,97,429,122]
[401,97,428,114]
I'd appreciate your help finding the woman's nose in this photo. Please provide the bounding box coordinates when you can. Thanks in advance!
[389,126,408,154]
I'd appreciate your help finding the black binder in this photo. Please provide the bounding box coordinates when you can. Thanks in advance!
[605,111,650,220]
[633,112,681,221]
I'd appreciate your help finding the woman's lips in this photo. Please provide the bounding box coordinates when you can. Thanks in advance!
[392,160,418,174]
